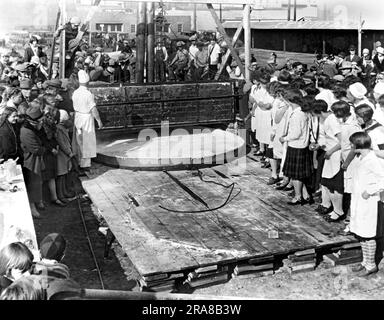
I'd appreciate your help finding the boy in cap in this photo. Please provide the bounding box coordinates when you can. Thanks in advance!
[207,36,221,80]
[168,41,189,81]
[72,70,103,173]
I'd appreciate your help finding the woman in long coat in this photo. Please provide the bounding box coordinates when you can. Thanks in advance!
[20,102,45,218]
[0,107,20,162]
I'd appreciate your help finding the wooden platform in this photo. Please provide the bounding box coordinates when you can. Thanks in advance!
[81,155,355,288]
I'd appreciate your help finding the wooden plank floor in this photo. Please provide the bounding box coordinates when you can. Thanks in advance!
[82,157,355,277]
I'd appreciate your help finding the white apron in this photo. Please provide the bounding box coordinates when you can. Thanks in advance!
[350,152,384,238]
[71,86,97,161]
[73,112,96,159]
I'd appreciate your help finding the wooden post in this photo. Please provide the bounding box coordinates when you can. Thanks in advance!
[146,2,154,83]
[215,22,243,80]
[192,4,197,32]
[287,0,291,21]
[59,0,66,79]
[243,4,251,82]
[207,3,245,77]
[322,39,326,55]
[293,0,297,21]
[283,39,286,52]
[136,2,146,83]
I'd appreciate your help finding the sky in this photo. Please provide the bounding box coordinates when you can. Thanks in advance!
[0,0,383,36]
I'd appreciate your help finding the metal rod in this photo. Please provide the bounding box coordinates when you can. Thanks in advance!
[81,288,251,300]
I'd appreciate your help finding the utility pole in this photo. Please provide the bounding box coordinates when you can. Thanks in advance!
[147,2,154,83]
[287,0,291,21]
[136,2,146,83]
[243,4,251,82]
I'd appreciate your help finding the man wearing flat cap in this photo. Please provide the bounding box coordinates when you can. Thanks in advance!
[345,45,361,65]
[72,70,103,173]
[54,16,83,77]
[168,41,189,81]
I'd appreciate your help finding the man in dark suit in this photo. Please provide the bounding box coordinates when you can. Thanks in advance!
[344,45,361,65]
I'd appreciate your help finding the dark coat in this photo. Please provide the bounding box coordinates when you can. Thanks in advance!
[24,45,44,63]
[373,56,384,73]
[0,121,18,161]
[345,55,361,64]
[20,123,46,175]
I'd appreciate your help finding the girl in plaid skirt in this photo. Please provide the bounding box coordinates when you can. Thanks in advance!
[280,89,314,205]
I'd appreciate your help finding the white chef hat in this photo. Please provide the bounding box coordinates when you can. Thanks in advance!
[78,70,90,84]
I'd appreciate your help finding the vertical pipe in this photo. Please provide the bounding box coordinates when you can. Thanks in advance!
[192,4,197,32]
[293,0,297,21]
[283,39,286,52]
[287,0,291,21]
[136,2,146,84]
[243,4,251,82]
[219,4,222,23]
[147,2,154,83]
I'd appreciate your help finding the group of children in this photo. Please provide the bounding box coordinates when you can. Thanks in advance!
[0,235,80,300]
[246,65,384,277]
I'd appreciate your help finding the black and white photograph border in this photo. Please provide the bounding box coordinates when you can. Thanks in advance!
[0,0,384,304]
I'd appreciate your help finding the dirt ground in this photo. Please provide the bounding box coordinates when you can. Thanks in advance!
[33,177,384,300]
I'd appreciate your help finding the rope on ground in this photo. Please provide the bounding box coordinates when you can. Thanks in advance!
[76,194,105,290]
[158,170,241,214]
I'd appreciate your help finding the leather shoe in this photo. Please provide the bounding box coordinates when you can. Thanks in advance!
[357,266,378,278]
[287,198,303,206]
[275,182,290,190]
[267,177,281,185]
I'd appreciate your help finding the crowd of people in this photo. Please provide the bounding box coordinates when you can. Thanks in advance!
[243,43,384,278]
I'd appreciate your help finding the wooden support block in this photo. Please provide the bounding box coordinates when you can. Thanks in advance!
[188,267,229,281]
[288,253,316,263]
[289,265,315,274]
[187,272,229,289]
[232,269,274,279]
[139,278,176,289]
[195,265,218,274]
[287,259,317,267]
[234,263,274,275]
[294,249,316,257]
[142,273,169,282]
[323,253,362,266]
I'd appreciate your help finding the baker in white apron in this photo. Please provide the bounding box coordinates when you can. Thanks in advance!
[72,70,103,170]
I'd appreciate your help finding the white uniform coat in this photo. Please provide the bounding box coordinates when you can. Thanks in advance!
[72,86,97,160]
[350,151,384,238]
